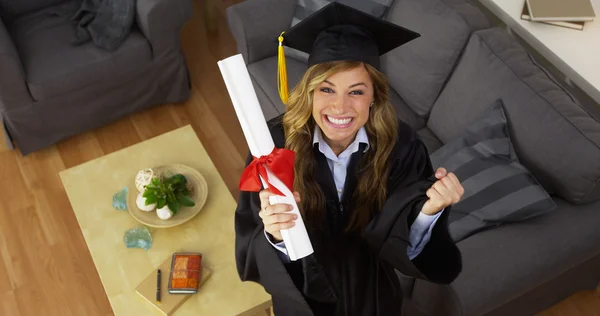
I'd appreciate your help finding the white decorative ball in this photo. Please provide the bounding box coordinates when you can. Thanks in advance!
[157,205,173,220]
[135,168,157,193]
[136,193,156,212]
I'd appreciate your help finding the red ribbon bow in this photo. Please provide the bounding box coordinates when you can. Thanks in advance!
[239,148,296,196]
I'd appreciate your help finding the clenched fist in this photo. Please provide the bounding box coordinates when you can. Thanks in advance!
[421,168,464,215]
[259,189,301,242]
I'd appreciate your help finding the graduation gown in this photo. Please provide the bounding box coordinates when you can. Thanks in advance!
[234,116,462,315]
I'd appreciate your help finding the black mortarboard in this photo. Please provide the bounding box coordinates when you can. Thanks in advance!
[276,2,420,104]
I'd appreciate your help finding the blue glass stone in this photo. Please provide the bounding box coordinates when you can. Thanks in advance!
[123,226,153,250]
[112,187,128,211]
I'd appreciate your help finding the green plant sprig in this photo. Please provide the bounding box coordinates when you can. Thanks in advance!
[142,174,195,214]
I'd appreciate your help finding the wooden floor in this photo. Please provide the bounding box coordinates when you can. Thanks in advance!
[0,1,598,315]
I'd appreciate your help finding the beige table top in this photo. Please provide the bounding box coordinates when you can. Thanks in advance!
[59,125,270,315]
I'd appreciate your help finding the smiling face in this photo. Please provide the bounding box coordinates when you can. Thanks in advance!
[312,64,374,155]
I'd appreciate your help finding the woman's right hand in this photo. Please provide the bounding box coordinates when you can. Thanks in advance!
[259,189,301,242]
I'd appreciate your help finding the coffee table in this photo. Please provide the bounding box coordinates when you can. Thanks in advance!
[59,125,271,315]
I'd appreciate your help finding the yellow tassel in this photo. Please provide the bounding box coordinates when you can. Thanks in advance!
[277,32,289,104]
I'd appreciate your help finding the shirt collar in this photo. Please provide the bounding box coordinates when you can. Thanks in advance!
[312,124,370,156]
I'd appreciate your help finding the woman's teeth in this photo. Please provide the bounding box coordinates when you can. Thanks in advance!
[327,116,352,125]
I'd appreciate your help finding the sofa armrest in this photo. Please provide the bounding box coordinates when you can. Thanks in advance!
[226,0,296,64]
[136,0,193,58]
[0,17,32,113]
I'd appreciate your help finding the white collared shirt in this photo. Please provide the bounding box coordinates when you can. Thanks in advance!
[312,125,370,201]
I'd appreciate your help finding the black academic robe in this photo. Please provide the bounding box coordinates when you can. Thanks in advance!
[234,116,462,316]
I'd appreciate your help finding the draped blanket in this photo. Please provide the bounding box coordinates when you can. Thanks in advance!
[53,0,135,51]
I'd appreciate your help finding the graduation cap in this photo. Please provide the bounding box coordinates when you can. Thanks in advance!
[276,2,420,104]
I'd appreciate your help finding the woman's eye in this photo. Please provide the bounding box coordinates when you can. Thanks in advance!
[320,87,334,93]
[350,90,364,95]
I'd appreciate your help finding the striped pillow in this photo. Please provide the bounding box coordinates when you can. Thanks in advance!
[429,99,556,242]
[286,0,396,62]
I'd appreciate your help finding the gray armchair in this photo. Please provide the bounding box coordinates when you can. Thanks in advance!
[0,0,192,155]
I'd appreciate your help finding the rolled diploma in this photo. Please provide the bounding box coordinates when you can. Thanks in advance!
[217,54,314,261]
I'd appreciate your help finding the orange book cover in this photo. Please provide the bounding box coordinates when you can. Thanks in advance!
[168,252,202,294]
[136,251,211,315]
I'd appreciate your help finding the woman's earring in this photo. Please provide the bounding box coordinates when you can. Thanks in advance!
[370,102,374,108]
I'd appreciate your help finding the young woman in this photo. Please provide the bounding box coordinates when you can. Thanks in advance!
[235,3,464,315]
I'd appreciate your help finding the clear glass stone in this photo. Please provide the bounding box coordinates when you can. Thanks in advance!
[112,187,128,211]
[123,226,153,250]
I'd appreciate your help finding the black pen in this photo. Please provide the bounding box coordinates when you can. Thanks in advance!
[157,269,161,302]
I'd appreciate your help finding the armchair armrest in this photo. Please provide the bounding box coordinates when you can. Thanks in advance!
[0,17,32,113]
[226,0,297,64]
[136,0,193,58]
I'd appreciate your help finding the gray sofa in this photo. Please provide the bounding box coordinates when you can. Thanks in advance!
[226,0,600,315]
[0,0,192,155]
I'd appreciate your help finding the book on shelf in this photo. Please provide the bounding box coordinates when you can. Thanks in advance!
[521,1,586,30]
[136,252,212,315]
[526,0,595,22]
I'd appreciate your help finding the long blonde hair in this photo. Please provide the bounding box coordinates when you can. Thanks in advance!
[282,61,399,232]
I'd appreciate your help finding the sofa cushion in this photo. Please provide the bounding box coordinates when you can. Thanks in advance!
[251,76,282,122]
[291,0,395,24]
[381,0,489,117]
[286,0,396,62]
[407,197,600,316]
[0,0,64,23]
[428,27,600,204]
[248,55,308,120]
[10,6,151,101]
[416,127,442,153]
[430,99,556,242]
[389,87,425,130]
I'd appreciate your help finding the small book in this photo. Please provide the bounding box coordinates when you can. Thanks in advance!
[521,1,586,30]
[168,252,203,294]
[136,251,212,315]
[526,0,595,22]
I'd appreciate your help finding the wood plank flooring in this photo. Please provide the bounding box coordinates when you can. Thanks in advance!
[0,0,598,315]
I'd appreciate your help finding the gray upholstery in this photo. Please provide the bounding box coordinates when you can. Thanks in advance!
[389,88,426,130]
[0,0,64,22]
[136,0,192,58]
[430,99,556,242]
[407,198,600,316]
[0,17,29,112]
[0,0,192,155]
[416,127,443,153]
[10,8,152,100]
[226,0,600,315]
[248,55,307,119]
[293,0,396,20]
[381,0,489,117]
[478,253,600,316]
[226,0,297,65]
[428,28,600,204]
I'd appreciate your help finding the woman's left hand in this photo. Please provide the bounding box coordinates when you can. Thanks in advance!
[421,168,464,215]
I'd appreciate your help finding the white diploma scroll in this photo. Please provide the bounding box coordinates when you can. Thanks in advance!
[217,54,314,261]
